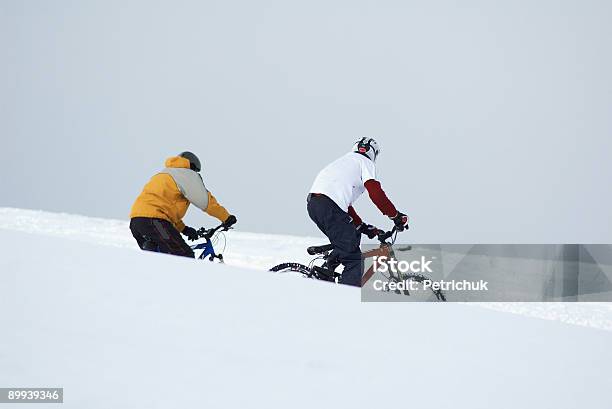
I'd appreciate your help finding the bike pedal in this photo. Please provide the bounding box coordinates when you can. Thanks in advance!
[313,266,337,282]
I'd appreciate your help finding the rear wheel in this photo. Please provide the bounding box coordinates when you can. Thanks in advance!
[269,263,312,276]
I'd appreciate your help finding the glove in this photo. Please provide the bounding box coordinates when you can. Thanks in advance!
[223,215,237,228]
[182,226,199,241]
[391,212,409,231]
[357,223,382,239]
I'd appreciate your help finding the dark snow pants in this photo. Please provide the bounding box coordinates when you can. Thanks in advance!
[130,217,194,258]
[307,194,363,287]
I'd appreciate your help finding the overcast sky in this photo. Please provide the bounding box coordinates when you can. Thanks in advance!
[1,0,611,242]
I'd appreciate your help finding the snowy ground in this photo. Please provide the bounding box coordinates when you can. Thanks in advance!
[0,207,319,270]
[1,222,611,408]
[1,207,612,331]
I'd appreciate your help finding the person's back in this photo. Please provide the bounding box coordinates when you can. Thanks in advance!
[129,151,237,258]
[130,156,210,228]
[309,152,376,213]
[307,138,409,286]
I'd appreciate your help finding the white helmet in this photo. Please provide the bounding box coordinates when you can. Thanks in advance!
[352,137,380,162]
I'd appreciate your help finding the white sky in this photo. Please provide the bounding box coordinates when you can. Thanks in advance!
[1,0,611,241]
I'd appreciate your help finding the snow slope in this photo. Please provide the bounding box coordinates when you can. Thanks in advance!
[2,226,611,409]
[0,207,319,270]
[2,207,612,331]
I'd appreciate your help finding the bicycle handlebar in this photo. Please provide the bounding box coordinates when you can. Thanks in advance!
[196,223,231,240]
[376,229,395,242]
[376,225,407,243]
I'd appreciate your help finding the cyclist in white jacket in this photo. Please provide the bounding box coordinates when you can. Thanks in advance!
[307,138,409,286]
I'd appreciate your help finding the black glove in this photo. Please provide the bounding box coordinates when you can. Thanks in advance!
[391,212,409,231]
[182,226,199,241]
[357,223,382,239]
[223,215,237,228]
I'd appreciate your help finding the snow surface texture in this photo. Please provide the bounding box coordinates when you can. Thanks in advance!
[1,207,612,331]
[1,220,611,408]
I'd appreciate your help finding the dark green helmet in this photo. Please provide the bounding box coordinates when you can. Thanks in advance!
[179,151,201,172]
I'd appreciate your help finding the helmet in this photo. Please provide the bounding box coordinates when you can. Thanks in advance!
[179,151,201,172]
[352,137,380,162]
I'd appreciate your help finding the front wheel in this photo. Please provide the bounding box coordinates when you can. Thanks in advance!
[401,273,447,301]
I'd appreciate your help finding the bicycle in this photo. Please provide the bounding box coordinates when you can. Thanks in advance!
[142,223,230,261]
[190,224,231,262]
[269,227,446,301]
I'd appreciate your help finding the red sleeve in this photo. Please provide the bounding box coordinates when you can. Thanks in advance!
[364,179,397,218]
[347,206,362,226]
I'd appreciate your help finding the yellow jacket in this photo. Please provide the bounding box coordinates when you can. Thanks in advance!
[130,156,230,231]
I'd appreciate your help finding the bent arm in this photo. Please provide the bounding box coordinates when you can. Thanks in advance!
[364,179,397,218]
[205,191,230,222]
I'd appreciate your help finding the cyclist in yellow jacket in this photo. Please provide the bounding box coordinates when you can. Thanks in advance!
[129,151,237,257]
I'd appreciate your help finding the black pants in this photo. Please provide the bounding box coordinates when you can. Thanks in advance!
[307,194,363,286]
[130,217,194,258]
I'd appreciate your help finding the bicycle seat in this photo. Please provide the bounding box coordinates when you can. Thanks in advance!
[307,244,334,255]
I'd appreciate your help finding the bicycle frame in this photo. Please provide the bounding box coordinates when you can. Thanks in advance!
[361,239,446,300]
[361,244,394,286]
[191,239,222,261]
[190,224,227,262]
